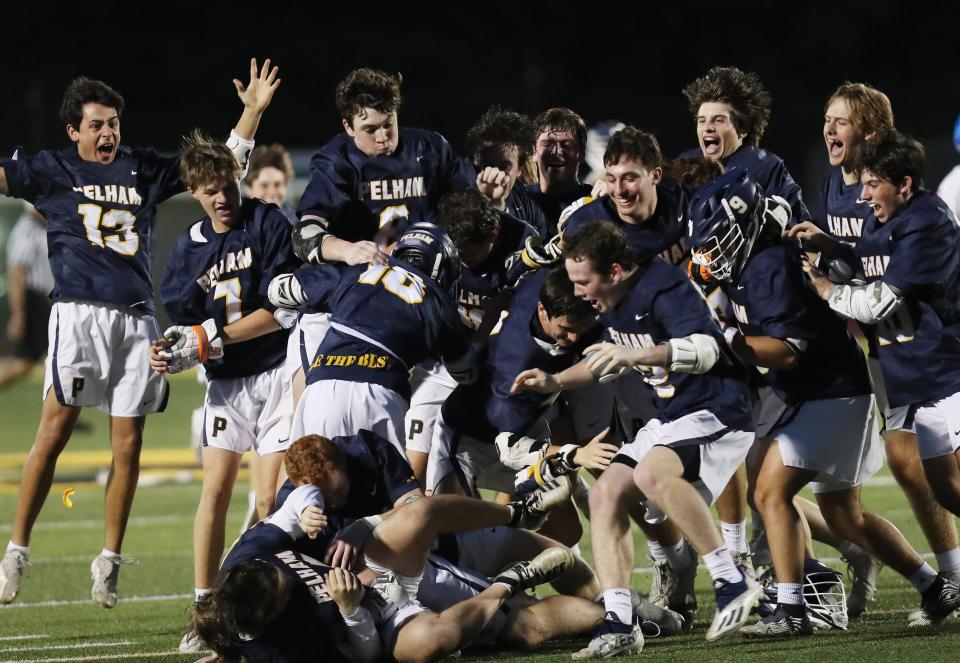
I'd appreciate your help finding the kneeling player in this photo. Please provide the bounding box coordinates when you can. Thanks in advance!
[150,133,295,650]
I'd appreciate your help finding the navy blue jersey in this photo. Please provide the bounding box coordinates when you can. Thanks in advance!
[161,198,294,380]
[297,256,470,399]
[442,269,602,439]
[561,179,689,265]
[506,181,550,237]
[602,259,753,429]
[220,522,349,663]
[1,146,183,313]
[523,181,593,236]
[851,191,960,407]
[681,145,810,226]
[815,167,869,244]
[726,243,870,404]
[456,212,536,329]
[297,128,474,242]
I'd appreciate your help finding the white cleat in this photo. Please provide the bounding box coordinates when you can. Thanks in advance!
[178,630,209,654]
[572,616,644,659]
[705,577,763,641]
[0,549,30,604]
[91,554,136,609]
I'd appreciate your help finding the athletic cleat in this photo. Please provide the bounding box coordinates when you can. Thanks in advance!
[647,556,669,607]
[843,549,882,619]
[0,549,30,604]
[630,589,685,636]
[667,543,699,629]
[494,547,575,596]
[509,474,573,531]
[706,577,762,641]
[90,554,136,608]
[571,615,644,659]
[908,573,960,626]
[178,630,208,654]
[741,606,814,638]
[734,551,757,582]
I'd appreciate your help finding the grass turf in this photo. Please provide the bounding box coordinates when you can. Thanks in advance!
[1,369,959,662]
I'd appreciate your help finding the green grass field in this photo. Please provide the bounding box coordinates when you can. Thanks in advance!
[1,368,959,662]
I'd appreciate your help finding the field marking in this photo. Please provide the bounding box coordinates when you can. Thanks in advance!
[5,651,183,663]
[30,550,192,565]
[0,641,132,654]
[0,635,47,642]
[1,593,191,609]
[632,551,937,574]
[0,513,194,533]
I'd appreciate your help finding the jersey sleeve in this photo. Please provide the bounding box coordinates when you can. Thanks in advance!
[159,233,208,325]
[745,252,817,340]
[138,149,184,202]
[650,266,721,339]
[767,157,811,225]
[884,214,959,291]
[296,150,353,228]
[359,430,421,503]
[1,153,55,203]
[812,173,831,232]
[436,134,475,194]
[294,263,343,311]
[427,291,472,362]
[256,208,297,302]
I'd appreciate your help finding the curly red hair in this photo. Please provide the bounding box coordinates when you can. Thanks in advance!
[284,435,346,486]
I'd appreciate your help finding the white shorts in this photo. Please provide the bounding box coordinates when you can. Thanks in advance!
[613,410,754,504]
[752,386,786,439]
[291,379,406,455]
[202,364,293,456]
[453,527,513,576]
[43,300,167,416]
[890,391,960,460]
[405,361,458,455]
[283,311,332,378]
[765,394,883,493]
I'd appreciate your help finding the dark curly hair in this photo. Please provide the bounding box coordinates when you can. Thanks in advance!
[465,105,535,165]
[539,267,597,326]
[59,76,125,129]
[563,221,638,275]
[335,68,403,124]
[682,67,771,145]
[179,130,242,190]
[854,130,924,193]
[662,156,723,188]
[603,126,662,170]
[434,189,500,251]
[533,107,588,153]
[285,435,346,486]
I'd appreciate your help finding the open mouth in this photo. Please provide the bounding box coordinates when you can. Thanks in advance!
[702,136,721,157]
[215,203,234,217]
[827,138,844,159]
[97,143,115,158]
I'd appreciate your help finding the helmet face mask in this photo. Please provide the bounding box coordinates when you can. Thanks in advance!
[757,560,849,631]
[393,223,461,296]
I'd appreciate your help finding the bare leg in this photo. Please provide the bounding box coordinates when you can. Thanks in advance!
[816,486,924,576]
[103,415,146,553]
[253,451,285,520]
[752,442,813,584]
[922,450,960,519]
[407,449,428,487]
[501,595,605,647]
[193,447,242,589]
[537,499,583,547]
[888,429,960,550]
[291,367,306,408]
[11,391,81,546]
[498,528,599,599]
[0,358,36,390]
[716,464,747,524]
[587,463,641,592]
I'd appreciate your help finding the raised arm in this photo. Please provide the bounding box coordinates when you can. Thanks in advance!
[226,58,281,173]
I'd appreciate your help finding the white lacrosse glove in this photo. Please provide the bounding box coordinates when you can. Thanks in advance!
[495,432,551,471]
[161,318,223,372]
[268,273,307,309]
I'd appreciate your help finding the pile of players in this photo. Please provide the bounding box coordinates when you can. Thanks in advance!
[1,58,960,662]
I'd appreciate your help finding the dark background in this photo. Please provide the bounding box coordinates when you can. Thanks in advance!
[3,1,960,192]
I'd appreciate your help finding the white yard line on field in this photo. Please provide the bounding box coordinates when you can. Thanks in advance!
[0,593,192,609]
[0,515,193,533]
[5,651,183,663]
[0,635,48,642]
[0,641,132,654]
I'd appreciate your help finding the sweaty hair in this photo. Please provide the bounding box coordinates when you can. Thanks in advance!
[465,105,536,165]
[59,76,125,129]
[284,435,346,486]
[179,130,242,190]
[682,66,772,145]
[244,144,295,187]
[434,189,500,250]
[563,221,638,275]
[826,82,895,137]
[533,107,588,154]
[662,156,723,189]
[336,68,403,124]
[854,130,925,193]
[603,126,663,170]
[539,266,596,325]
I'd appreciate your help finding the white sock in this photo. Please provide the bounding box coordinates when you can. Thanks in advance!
[907,562,938,593]
[99,548,120,560]
[398,572,423,599]
[648,539,666,562]
[720,520,749,555]
[601,588,634,624]
[194,588,210,602]
[6,541,29,556]
[935,548,960,574]
[665,538,694,571]
[837,540,865,557]
[777,582,804,606]
[703,546,744,584]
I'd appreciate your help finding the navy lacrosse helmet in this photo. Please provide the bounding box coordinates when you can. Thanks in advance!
[688,167,765,283]
[758,558,849,630]
[393,222,461,295]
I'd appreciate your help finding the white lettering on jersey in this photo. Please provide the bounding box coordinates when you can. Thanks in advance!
[860,254,890,278]
[195,247,254,292]
[827,214,864,239]
[74,185,142,206]
[361,176,425,201]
